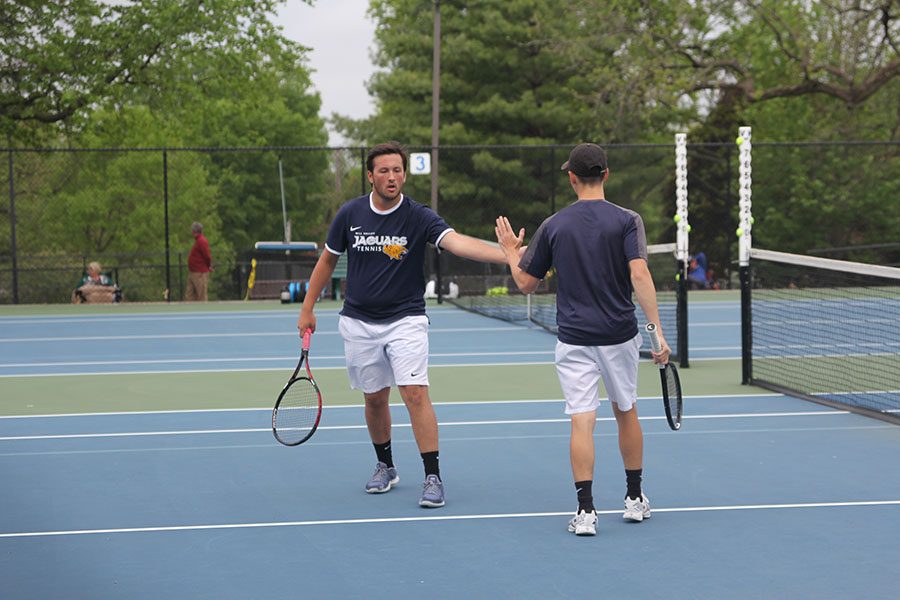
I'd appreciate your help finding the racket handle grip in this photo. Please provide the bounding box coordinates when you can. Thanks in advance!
[645,322,662,353]
[301,329,312,351]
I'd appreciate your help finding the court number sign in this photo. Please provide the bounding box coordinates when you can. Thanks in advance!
[410,152,431,175]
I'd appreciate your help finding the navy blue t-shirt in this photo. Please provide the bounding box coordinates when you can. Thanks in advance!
[519,199,648,346]
[325,194,453,323]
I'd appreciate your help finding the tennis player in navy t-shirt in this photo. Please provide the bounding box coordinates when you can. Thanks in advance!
[298,141,508,508]
[495,143,672,536]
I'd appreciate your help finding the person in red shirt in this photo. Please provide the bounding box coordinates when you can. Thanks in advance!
[187,221,213,301]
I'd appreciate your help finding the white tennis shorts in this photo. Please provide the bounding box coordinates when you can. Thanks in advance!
[555,332,642,414]
[338,314,430,393]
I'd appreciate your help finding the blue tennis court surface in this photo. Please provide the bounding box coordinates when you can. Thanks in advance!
[0,302,740,377]
[1,300,897,598]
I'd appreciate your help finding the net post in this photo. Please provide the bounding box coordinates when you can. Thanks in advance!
[674,133,689,264]
[737,126,753,383]
[675,133,689,367]
[737,126,752,267]
[526,291,533,323]
[740,264,752,384]
[676,266,689,368]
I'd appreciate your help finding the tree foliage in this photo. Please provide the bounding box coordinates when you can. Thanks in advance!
[1,0,331,283]
[342,0,898,273]
[0,1,309,138]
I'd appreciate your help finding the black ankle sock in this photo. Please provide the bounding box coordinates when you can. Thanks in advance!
[421,451,440,480]
[373,441,393,468]
[575,480,594,513]
[626,469,643,500]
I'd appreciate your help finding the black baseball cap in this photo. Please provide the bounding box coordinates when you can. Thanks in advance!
[560,143,608,178]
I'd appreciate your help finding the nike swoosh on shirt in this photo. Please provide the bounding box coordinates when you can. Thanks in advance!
[350,226,362,231]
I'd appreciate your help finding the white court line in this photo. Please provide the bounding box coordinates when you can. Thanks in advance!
[0,326,524,344]
[0,354,744,378]
[0,312,324,325]
[0,411,851,441]
[0,357,744,379]
[0,350,555,369]
[1,500,896,539]
[0,306,472,325]
[0,361,562,378]
[0,393,784,419]
[691,345,741,351]
[2,425,892,458]
[0,356,739,378]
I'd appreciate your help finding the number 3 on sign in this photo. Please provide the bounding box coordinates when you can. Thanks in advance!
[410,152,431,175]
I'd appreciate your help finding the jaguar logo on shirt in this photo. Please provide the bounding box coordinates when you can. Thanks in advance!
[383,244,408,260]
[352,233,409,258]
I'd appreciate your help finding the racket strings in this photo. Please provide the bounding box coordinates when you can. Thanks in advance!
[665,368,680,399]
[663,365,683,429]
[274,378,320,444]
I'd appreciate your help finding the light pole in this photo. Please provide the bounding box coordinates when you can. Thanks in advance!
[430,1,442,301]
[430,0,440,213]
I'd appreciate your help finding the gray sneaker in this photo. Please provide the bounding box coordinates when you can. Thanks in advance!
[365,462,399,493]
[567,510,598,536]
[623,493,651,522]
[418,474,445,508]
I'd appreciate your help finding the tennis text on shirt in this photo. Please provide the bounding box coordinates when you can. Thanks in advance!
[352,234,409,254]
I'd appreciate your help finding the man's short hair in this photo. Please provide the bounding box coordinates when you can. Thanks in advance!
[366,141,408,173]
[191,222,203,234]
[88,261,102,274]
[574,174,606,186]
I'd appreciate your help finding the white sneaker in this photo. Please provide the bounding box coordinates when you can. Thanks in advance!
[567,510,597,536]
[623,493,651,522]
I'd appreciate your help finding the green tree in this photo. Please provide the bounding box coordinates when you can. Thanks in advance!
[104,6,330,254]
[2,0,330,270]
[600,0,900,266]
[340,1,678,242]
[0,0,311,141]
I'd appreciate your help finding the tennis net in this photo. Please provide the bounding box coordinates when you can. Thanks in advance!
[440,242,688,365]
[744,249,900,423]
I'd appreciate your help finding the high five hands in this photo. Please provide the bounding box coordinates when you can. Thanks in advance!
[495,216,526,259]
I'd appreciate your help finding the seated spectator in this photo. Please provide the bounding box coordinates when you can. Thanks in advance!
[72,262,121,303]
[687,252,710,290]
[78,262,113,287]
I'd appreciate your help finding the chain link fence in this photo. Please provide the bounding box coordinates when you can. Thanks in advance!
[1,141,896,304]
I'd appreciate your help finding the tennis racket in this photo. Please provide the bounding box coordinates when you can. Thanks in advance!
[645,322,683,431]
[272,329,322,446]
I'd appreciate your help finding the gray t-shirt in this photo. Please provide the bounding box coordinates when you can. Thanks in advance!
[519,199,648,345]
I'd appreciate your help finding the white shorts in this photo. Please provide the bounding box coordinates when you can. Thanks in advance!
[338,315,430,393]
[555,332,642,414]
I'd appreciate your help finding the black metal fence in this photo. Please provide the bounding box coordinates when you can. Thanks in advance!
[1,141,896,304]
